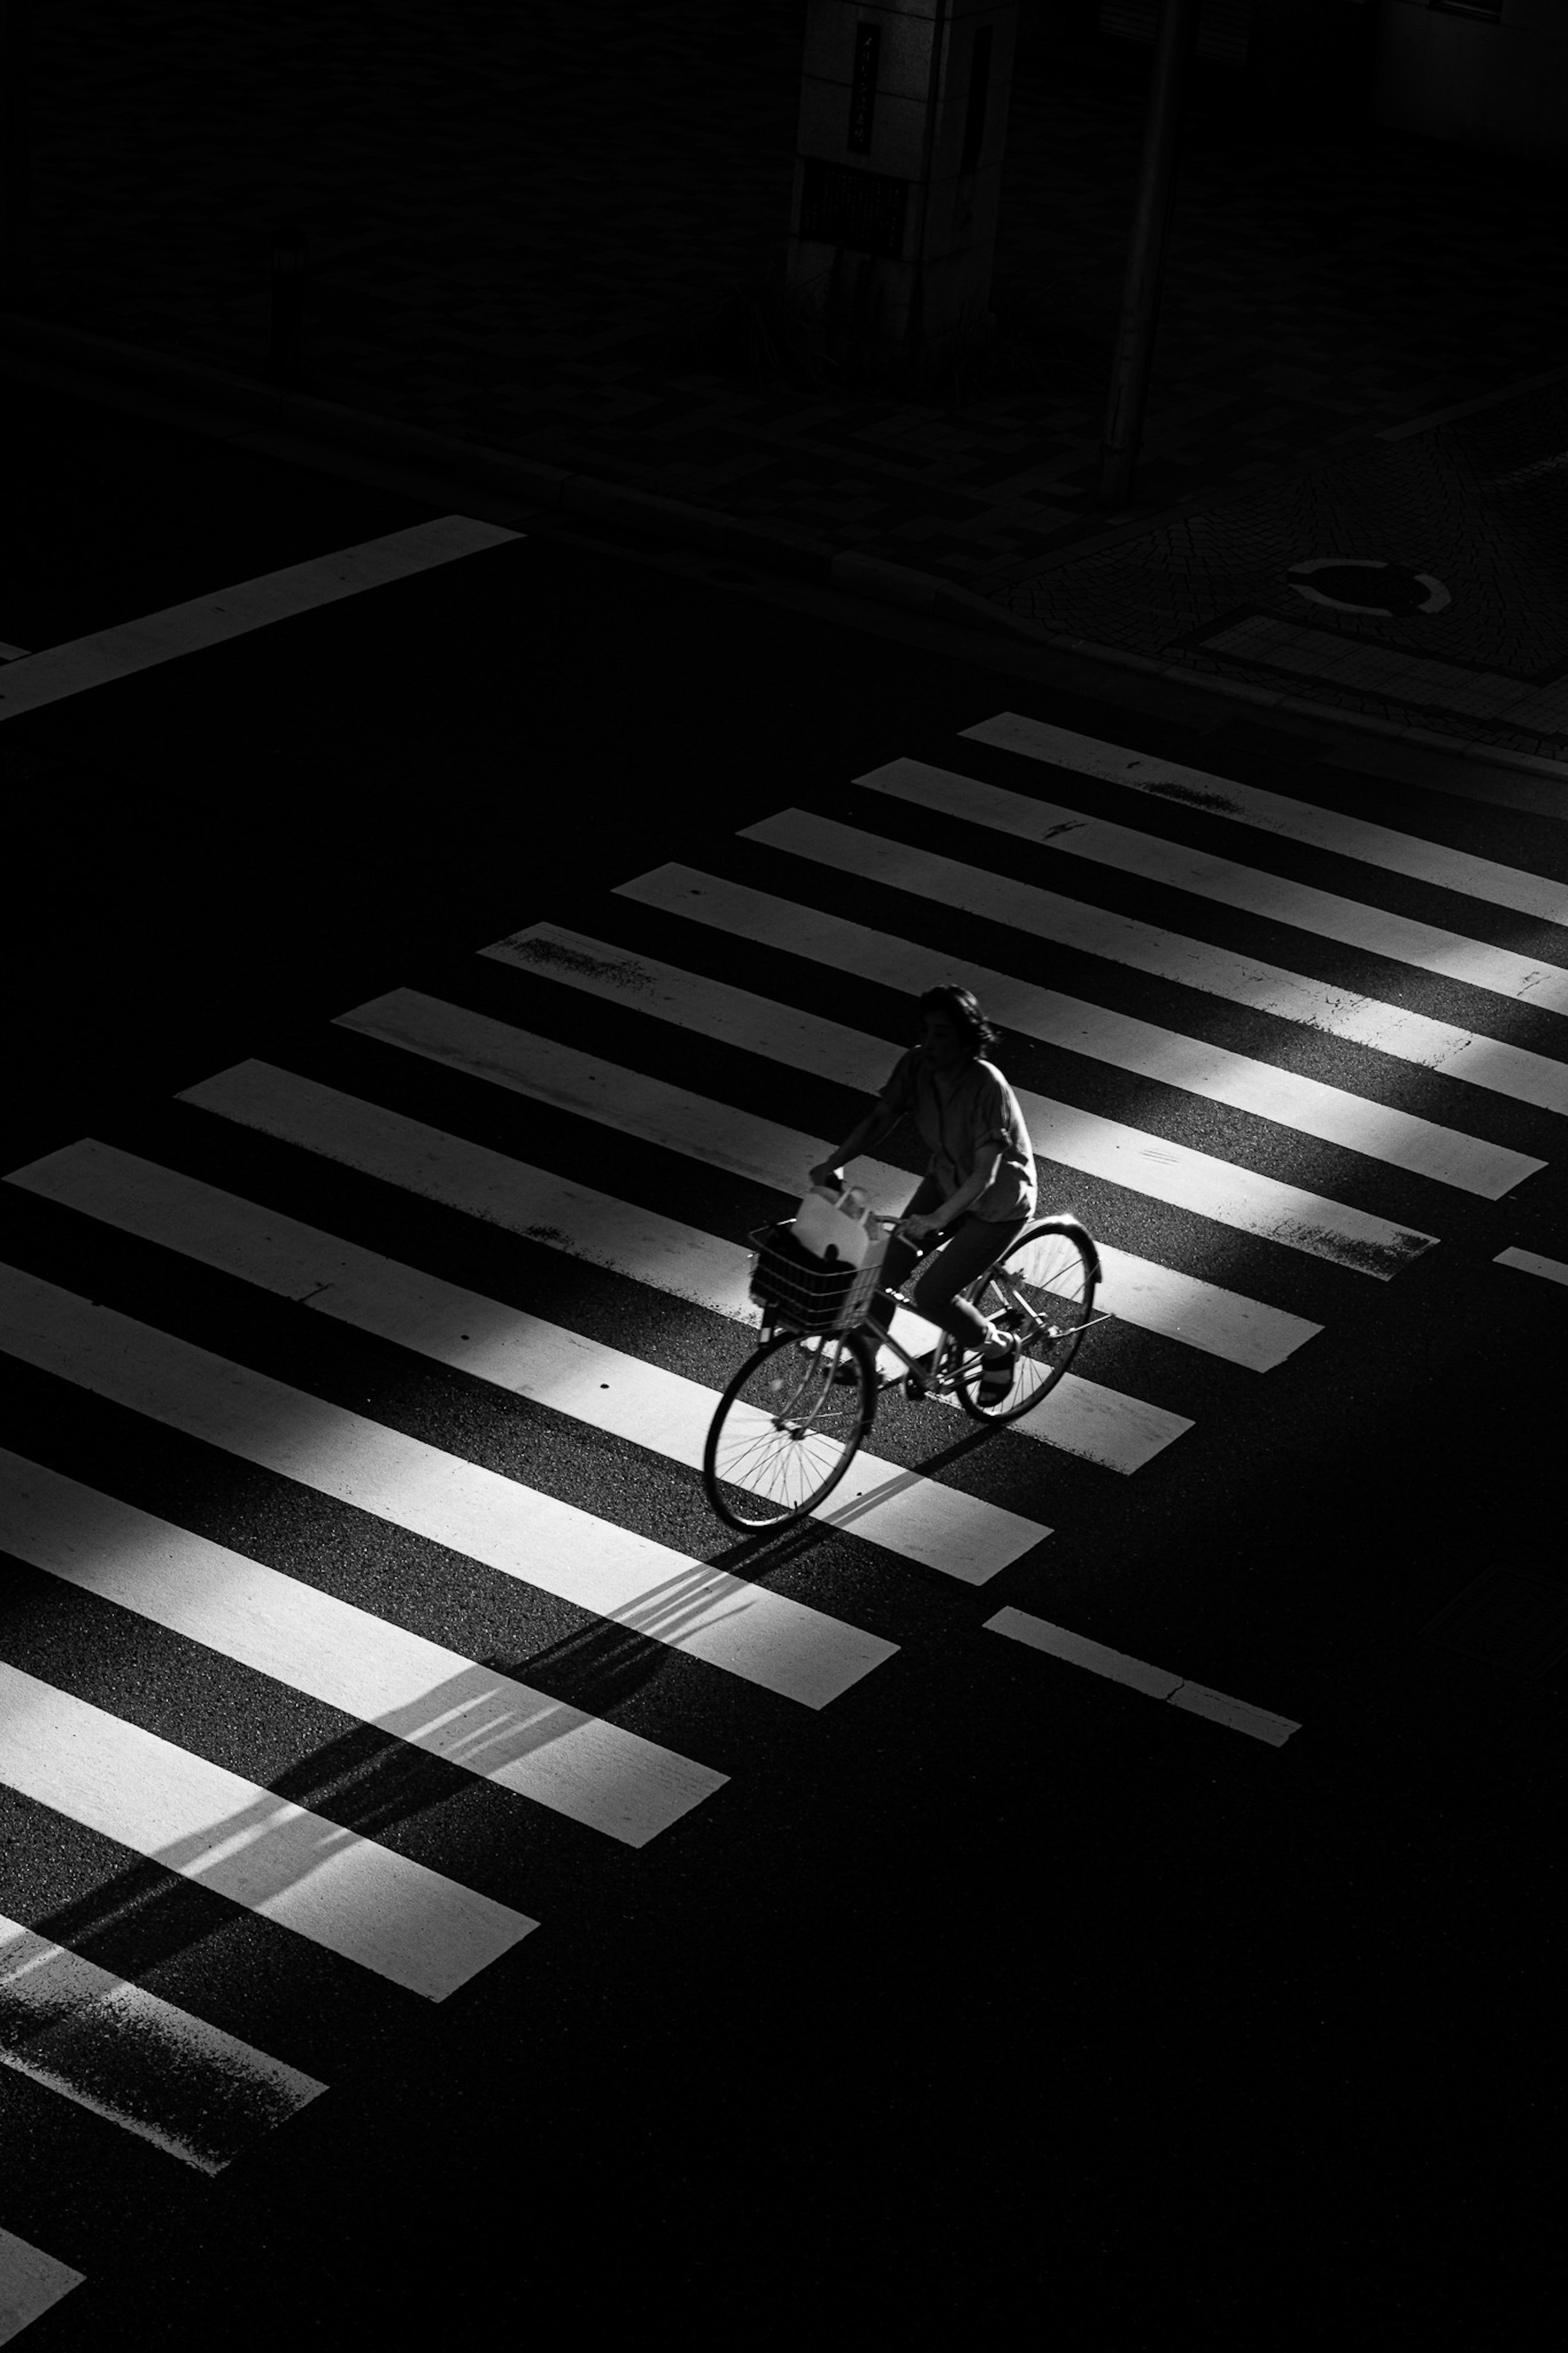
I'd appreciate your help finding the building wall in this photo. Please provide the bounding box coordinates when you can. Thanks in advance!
[1095,0,1253,63]
[1079,0,1565,159]
[1089,1,1380,133]
[1375,0,1568,161]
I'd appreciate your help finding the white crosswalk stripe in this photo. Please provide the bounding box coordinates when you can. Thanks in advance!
[177,1061,1191,1470]
[959,714,1568,926]
[740,809,1568,1116]
[337,988,1439,1276]
[0,1906,325,2172]
[0,1446,728,1845]
[598,877,1540,1195]
[0,1660,535,2002]
[0,1263,895,1709]
[549,897,1328,1369]
[9,1143,1048,1581]
[4,697,1562,2224]
[856,756,1568,1014]
[0,2226,84,2340]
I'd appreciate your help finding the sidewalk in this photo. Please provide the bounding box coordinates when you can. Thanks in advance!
[9,2,1568,761]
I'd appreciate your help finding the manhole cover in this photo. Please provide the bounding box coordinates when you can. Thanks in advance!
[1420,1566,1568,1677]
[1287,557,1451,618]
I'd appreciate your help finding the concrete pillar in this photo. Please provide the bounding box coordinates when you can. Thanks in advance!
[787,1,1020,381]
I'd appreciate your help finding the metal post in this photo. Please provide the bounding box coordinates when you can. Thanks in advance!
[1098,0,1203,513]
[270,223,307,386]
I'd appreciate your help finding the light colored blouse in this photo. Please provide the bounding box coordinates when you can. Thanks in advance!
[880,1050,1038,1222]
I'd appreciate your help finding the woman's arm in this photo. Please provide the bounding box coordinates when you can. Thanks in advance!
[808,1097,901,1189]
[900,1149,1003,1235]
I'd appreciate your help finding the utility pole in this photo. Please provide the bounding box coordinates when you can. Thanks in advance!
[1099,0,1203,513]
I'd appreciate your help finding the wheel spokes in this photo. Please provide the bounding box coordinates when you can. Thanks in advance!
[712,1342,863,1516]
[965,1231,1095,1417]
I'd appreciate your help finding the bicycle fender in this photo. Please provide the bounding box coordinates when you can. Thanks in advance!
[1023,1211,1102,1287]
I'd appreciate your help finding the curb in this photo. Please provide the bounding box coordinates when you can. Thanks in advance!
[3,307,1564,786]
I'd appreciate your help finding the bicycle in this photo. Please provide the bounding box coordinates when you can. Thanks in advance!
[701,1200,1105,1533]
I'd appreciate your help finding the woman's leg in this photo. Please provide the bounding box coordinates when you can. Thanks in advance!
[864,1176,946,1338]
[911,1214,1030,1349]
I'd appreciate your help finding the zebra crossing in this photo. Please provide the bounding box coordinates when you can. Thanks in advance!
[3,701,1564,2313]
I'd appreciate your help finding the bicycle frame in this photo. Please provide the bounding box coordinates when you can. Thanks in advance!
[759,1207,1108,1399]
[790,1231,1039,1398]
[712,1209,1108,1534]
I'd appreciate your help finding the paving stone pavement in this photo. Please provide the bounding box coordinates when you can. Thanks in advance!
[12,2,1568,754]
[997,371,1568,759]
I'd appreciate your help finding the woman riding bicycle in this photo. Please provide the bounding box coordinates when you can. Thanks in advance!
[809,985,1037,1405]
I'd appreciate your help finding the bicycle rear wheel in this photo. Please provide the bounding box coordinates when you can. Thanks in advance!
[703,1327,875,1531]
[955,1221,1098,1426]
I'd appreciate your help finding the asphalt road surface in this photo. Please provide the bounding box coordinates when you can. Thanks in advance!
[1,373,1563,2343]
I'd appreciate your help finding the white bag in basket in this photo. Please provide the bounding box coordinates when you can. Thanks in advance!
[793,1185,877,1268]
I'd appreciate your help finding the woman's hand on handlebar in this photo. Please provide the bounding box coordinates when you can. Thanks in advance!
[896,1211,943,1242]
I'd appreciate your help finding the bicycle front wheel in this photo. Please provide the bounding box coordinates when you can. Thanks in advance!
[703,1327,875,1532]
[956,1221,1098,1426]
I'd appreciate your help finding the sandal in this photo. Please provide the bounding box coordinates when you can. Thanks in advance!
[977,1335,1019,1407]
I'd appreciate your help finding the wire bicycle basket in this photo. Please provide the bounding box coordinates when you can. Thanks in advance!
[747,1220,888,1335]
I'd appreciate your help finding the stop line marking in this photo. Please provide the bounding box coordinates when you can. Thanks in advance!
[1494,1245,1568,1288]
[984,1606,1301,1746]
[0,518,519,719]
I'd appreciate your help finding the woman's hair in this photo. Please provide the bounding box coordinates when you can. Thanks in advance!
[917,984,999,1057]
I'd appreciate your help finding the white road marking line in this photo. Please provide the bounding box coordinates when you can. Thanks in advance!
[856,757,1568,1016]
[0,1446,726,1847]
[984,1607,1301,1747]
[0,1909,325,2173]
[345,986,1435,1279]
[1494,1244,1568,1288]
[0,1662,534,2002]
[601,875,1540,1199]
[9,1143,1046,1582]
[0,519,520,720]
[742,808,1568,1119]
[0,1264,893,1709]
[0,2226,84,2343]
[962,713,1568,929]
[179,1062,1186,1473]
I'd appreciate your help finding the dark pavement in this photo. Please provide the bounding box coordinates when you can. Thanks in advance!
[1,251,1564,2342]
[6,2,1568,760]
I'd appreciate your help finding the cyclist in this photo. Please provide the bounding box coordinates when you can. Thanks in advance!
[808,985,1037,1404]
